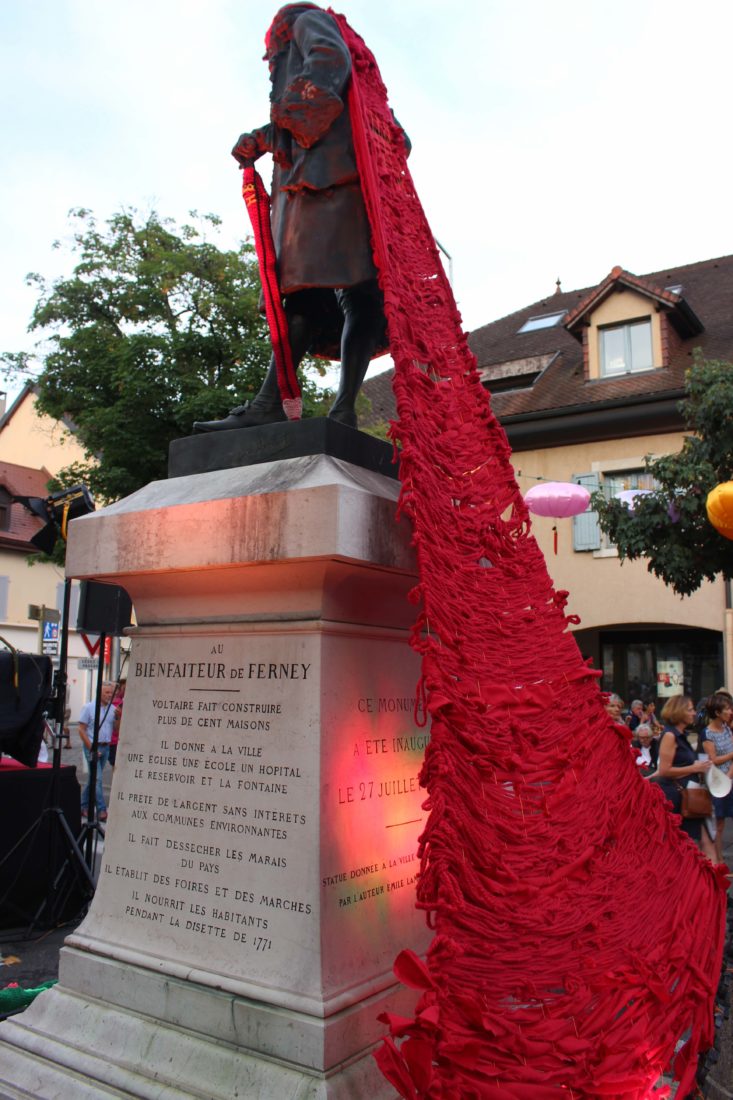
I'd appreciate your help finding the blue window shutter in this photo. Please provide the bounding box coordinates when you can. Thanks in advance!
[572,473,601,551]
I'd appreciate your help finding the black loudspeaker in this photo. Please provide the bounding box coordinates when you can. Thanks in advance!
[0,652,53,767]
[76,581,133,637]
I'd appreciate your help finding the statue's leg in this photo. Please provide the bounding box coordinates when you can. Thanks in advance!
[193,301,315,433]
[328,281,386,429]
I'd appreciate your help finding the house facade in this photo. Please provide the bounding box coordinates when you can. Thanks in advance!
[362,254,733,705]
[0,387,99,718]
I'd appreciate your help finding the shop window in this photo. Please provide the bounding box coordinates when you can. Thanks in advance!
[599,319,653,376]
[600,629,722,705]
[602,641,656,701]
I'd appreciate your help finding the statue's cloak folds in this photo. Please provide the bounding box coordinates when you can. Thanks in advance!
[328,8,728,1099]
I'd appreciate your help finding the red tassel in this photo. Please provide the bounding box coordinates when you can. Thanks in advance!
[242,164,301,419]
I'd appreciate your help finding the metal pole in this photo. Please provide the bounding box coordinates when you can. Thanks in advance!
[724,578,733,690]
[83,633,107,870]
[111,636,121,682]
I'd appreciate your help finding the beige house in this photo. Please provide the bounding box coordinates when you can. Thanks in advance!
[0,386,97,718]
[363,255,733,704]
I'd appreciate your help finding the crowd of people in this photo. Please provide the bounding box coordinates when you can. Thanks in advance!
[606,689,733,866]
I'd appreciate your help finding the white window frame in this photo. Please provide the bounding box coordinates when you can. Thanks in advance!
[517,310,566,334]
[599,318,653,377]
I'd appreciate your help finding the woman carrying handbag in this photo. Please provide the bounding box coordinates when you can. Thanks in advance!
[655,694,717,862]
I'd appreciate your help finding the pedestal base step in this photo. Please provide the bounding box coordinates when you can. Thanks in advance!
[0,983,393,1099]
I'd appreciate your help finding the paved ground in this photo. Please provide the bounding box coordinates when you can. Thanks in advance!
[1,745,731,1095]
[0,724,114,987]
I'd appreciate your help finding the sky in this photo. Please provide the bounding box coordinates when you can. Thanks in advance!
[2,0,732,398]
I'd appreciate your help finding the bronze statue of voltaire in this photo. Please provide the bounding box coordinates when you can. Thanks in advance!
[194,3,408,434]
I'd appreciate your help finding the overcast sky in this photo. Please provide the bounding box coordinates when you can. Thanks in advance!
[2,0,732,396]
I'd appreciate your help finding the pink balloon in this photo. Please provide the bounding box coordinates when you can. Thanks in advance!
[524,481,591,518]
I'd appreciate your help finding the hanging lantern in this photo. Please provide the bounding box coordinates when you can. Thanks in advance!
[706,481,733,540]
[524,482,591,556]
[524,482,590,518]
[615,488,653,511]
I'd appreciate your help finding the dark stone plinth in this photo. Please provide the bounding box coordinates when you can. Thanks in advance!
[168,418,399,480]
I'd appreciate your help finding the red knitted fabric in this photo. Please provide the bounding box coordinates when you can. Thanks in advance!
[331,10,729,1099]
[242,164,302,419]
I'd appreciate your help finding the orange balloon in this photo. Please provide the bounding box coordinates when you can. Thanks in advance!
[706,481,733,540]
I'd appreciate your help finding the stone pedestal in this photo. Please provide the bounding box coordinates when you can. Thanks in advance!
[0,448,429,1098]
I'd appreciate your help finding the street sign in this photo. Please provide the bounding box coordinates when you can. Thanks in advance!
[80,632,101,656]
[42,620,59,655]
[77,657,99,670]
[28,605,61,624]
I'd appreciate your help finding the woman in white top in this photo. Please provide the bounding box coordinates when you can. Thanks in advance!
[702,692,733,864]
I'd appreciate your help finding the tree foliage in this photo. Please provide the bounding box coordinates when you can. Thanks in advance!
[592,352,733,596]
[1,208,333,500]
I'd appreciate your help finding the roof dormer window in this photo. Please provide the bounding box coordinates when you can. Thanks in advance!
[517,310,566,334]
[0,488,10,531]
[599,319,653,377]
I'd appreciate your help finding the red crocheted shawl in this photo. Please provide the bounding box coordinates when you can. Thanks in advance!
[330,9,728,1099]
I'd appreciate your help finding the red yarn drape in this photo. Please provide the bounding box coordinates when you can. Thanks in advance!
[331,10,728,1098]
[242,163,302,419]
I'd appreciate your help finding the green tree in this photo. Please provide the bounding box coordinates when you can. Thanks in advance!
[1,208,333,501]
[592,352,733,596]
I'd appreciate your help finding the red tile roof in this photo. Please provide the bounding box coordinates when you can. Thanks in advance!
[361,253,733,428]
[562,266,684,331]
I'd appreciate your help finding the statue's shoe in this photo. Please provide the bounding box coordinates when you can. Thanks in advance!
[193,402,287,433]
[327,408,358,429]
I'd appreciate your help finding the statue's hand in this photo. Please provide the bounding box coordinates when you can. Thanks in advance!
[232,132,261,167]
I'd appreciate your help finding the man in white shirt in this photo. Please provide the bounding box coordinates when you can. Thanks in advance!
[78,682,117,822]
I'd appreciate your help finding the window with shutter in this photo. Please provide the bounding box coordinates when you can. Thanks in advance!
[572,473,601,551]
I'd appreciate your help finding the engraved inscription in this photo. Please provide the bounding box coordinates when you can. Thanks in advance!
[89,631,429,998]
